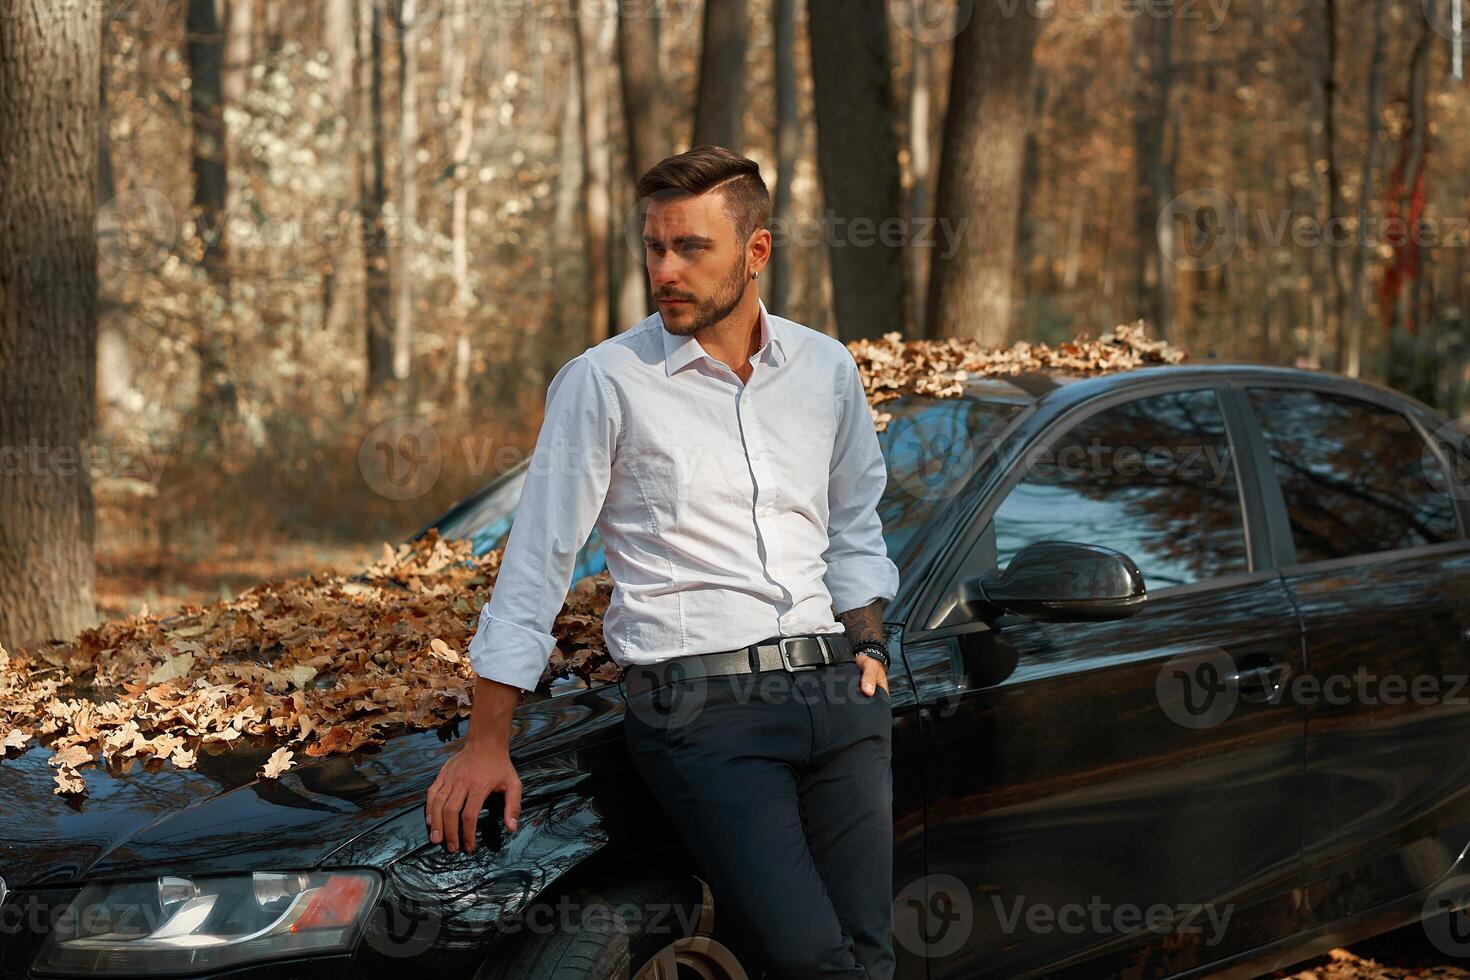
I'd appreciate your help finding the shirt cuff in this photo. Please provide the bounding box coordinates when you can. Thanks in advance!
[467,609,558,693]
[825,555,900,614]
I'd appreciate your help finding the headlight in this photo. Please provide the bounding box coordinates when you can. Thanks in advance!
[31,869,381,976]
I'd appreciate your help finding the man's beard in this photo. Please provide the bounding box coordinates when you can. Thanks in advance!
[661,253,749,336]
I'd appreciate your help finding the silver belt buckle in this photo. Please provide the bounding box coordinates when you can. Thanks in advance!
[778,636,828,672]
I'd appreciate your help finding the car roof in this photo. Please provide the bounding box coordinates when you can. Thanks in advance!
[956,360,1447,420]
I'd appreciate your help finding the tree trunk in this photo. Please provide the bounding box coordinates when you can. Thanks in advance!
[1385,5,1435,400]
[185,0,239,435]
[617,5,665,320]
[906,13,933,332]
[923,0,1039,343]
[1132,2,1173,339]
[446,0,479,414]
[393,0,419,381]
[323,0,355,338]
[0,0,101,648]
[575,0,612,345]
[550,40,584,383]
[693,0,746,150]
[808,0,907,342]
[99,15,115,206]
[769,0,799,316]
[1341,0,1388,378]
[359,0,393,391]
[1308,0,1343,369]
[222,0,252,219]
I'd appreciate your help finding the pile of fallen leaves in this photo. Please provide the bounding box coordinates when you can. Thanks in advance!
[849,320,1188,431]
[0,531,617,795]
[2,321,1185,796]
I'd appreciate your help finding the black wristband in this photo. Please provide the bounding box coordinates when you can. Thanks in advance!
[850,640,890,670]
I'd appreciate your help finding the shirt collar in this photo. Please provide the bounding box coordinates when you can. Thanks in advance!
[662,297,787,377]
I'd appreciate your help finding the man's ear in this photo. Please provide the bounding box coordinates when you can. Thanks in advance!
[748,227,773,274]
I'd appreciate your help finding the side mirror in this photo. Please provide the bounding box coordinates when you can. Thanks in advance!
[960,540,1147,623]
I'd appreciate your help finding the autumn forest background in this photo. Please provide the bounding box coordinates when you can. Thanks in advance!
[1,0,1468,653]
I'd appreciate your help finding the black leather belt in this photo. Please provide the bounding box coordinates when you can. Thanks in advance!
[619,633,854,698]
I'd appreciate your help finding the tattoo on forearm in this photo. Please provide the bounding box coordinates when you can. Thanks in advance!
[836,599,886,647]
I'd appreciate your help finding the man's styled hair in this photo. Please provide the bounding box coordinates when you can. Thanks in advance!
[635,145,772,248]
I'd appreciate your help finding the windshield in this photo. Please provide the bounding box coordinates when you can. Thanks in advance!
[425,395,1023,591]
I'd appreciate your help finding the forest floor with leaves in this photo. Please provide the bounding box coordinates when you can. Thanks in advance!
[95,538,385,622]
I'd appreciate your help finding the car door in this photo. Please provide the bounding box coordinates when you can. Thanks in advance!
[1236,383,1470,926]
[895,383,1307,979]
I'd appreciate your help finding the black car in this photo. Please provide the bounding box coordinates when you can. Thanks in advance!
[3,362,1470,979]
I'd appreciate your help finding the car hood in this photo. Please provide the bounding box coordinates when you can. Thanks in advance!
[0,680,629,891]
[0,722,460,889]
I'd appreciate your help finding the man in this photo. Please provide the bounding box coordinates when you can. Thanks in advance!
[425,145,899,979]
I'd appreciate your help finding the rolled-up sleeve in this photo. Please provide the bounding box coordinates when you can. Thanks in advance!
[468,354,619,692]
[822,356,900,613]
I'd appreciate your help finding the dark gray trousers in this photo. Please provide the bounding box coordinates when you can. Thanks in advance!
[621,657,896,980]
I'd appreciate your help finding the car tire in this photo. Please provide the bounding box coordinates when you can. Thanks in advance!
[480,872,754,979]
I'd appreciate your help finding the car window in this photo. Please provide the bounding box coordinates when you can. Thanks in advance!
[1247,387,1460,562]
[1427,419,1470,521]
[876,396,1023,571]
[991,388,1248,591]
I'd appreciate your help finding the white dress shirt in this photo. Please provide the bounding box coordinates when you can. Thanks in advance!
[467,298,900,693]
